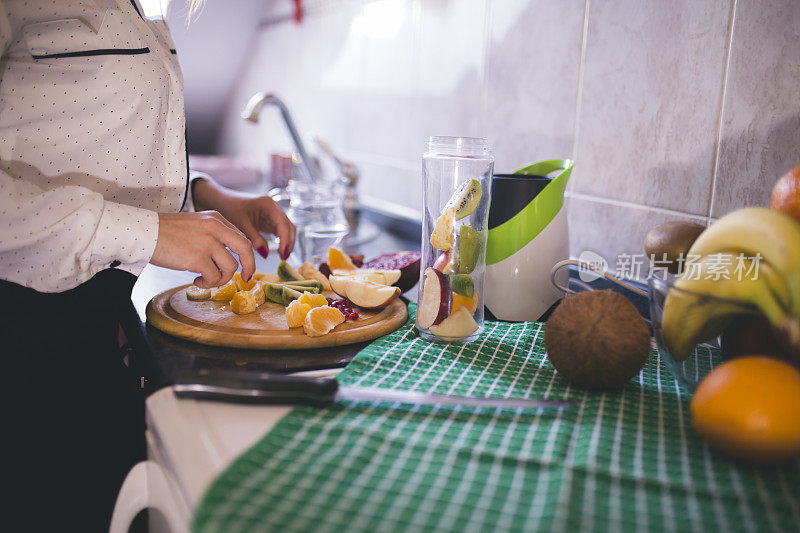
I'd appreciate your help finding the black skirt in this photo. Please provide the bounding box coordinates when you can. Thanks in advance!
[3,268,146,532]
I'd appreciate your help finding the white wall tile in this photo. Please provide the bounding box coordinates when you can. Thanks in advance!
[340,0,421,163]
[483,0,584,173]
[567,195,708,282]
[413,0,487,140]
[571,0,731,216]
[711,0,800,217]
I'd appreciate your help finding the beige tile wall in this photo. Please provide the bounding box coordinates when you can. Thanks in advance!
[219,0,799,279]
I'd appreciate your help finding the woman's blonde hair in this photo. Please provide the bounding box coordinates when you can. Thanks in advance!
[187,0,205,21]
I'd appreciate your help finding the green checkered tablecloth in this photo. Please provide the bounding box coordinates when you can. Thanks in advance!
[193,305,800,532]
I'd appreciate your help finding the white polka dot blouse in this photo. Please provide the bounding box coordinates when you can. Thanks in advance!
[0,0,188,292]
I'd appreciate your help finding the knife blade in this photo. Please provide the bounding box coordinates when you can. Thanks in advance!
[173,369,572,411]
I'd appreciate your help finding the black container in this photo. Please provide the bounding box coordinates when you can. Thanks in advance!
[488,174,552,230]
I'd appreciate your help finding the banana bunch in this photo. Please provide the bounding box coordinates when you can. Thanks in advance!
[661,207,800,361]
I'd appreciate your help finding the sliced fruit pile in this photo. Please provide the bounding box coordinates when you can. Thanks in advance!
[323,247,410,309]
[184,246,415,338]
[187,272,273,315]
[320,248,421,293]
[418,178,483,341]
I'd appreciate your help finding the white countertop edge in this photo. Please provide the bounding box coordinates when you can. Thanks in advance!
[146,368,343,510]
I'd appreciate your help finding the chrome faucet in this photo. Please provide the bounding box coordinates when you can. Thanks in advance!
[241,93,320,183]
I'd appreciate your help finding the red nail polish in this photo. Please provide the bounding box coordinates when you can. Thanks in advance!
[257,246,268,259]
[280,246,288,260]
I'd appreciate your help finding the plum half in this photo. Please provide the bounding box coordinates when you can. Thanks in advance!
[362,250,422,293]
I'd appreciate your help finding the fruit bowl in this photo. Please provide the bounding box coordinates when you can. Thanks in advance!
[648,275,755,391]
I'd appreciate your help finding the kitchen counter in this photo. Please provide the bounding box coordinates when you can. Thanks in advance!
[114,206,657,532]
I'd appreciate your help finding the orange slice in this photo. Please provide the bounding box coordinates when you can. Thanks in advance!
[251,270,279,283]
[430,206,456,251]
[298,262,332,291]
[286,299,312,328]
[303,305,345,337]
[328,247,357,272]
[211,280,237,301]
[452,292,478,314]
[233,272,255,291]
[299,292,328,308]
[230,282,266,315]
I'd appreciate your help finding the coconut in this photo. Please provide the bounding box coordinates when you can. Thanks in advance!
[544,290,651,391]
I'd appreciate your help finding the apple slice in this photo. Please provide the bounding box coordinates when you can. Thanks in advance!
[429,306,478,340]
[329,275,350,297]
[417,267,451,329]
[331,269,384,284]
[375,269,402,285]
[344,278,400,309]
[433,249,456,275]
[330,268,402,286]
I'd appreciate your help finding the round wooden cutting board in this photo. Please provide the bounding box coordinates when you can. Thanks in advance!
[146,284,408,350]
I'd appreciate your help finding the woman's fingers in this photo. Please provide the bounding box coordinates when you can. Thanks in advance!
[193,255,222,289]
[152,212,257,287]
[258,201,296,260]
[235,215,271,261]
[211,246,239,286]
[209,219,255,282]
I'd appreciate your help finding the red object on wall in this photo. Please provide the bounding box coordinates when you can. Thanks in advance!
[292,0,303,23]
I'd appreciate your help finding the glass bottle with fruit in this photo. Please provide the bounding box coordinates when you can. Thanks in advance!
[417,137,494,343]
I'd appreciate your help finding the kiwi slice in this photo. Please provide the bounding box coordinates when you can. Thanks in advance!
[281,286,304,306]
[282,280,324,292]
[449,274,474,297]
[445,178,482,221]
[264,282,320,304]
[280,279,319,288]
[263,282,285,304]
[457,225,481,274]
[277,260,304,282]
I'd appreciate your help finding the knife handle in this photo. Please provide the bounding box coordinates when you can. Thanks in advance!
[173,369,339,407]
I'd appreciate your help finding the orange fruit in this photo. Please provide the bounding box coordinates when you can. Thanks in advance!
[211,280,237,301]
[298,292,327,308]
[233,272,255,291]
[230,283,266,315]
[452,293,478,314]
[771,164,800,224]
[690,356,800,463]
[286,300,312,328]
[328,247,357,272]
[430,206,456,251]
[303,305,345,337]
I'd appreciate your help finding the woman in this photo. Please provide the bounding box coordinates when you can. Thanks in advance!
[0,1,294,529]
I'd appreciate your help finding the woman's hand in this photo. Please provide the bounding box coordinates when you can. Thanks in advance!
[151,211,256,289]
[192,178,297,261]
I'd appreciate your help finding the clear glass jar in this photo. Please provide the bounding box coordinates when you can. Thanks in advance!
[416,136,494,343]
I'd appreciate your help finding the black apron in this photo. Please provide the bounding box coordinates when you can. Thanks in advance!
[4,268,146,532]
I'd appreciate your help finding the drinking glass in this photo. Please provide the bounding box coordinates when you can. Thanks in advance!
[286,179,349,264]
